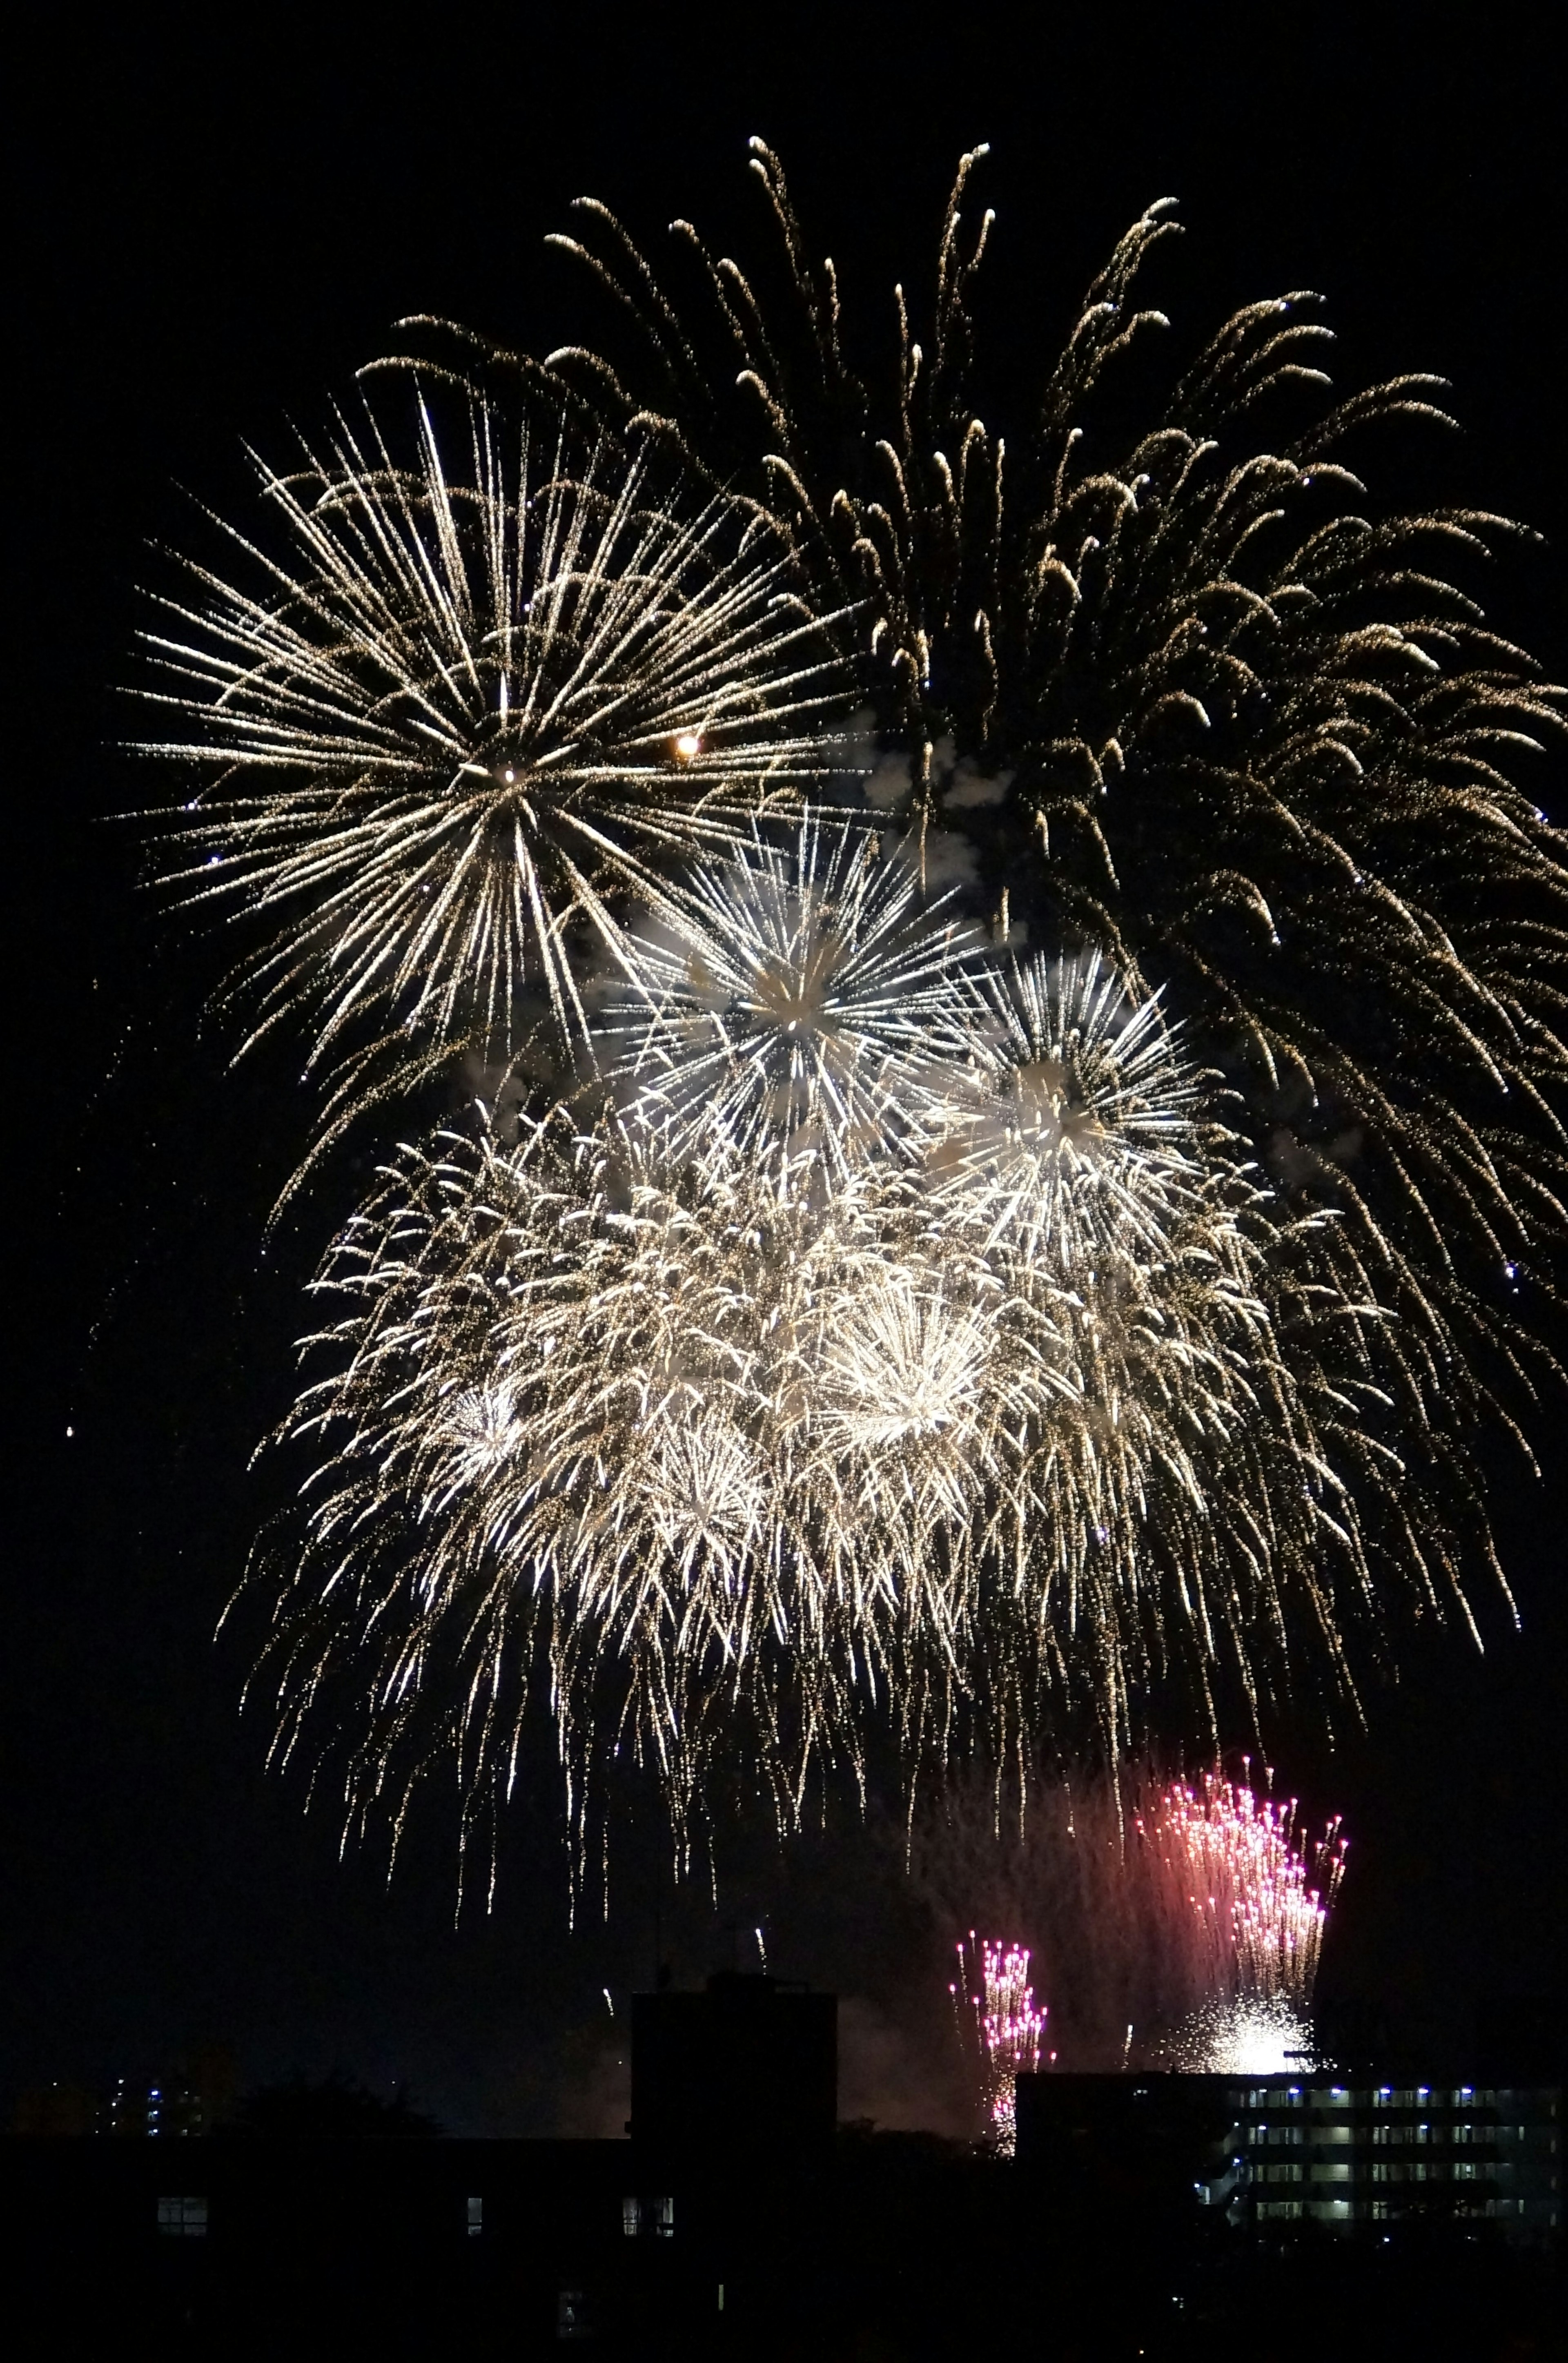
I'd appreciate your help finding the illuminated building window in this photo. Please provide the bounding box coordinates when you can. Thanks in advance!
[557,2289,590,2341]
[1257,2199,1303,2220]
[621,2195,674,2238]
[156,2196,207,2238]
[466,2196,482,2237]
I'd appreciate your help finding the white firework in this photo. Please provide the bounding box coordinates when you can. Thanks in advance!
[599,818,983,1182]
[252,926,1393,1875]
[931,951,1216,1271]
[135,383,853,1159]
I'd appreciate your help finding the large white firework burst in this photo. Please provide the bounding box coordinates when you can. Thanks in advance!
[135,382,853,1163]
[262,1107,908,1870]
[138,154,1568,1906]
[254,921,1396,1878]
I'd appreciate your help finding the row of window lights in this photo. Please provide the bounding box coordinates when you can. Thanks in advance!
[161,2194,675,2241]
[1253,2161,1486,2183]
[1256,2198,1498,2221]
[1242,2087,1487,2108]
[1248,2122,1487,2145]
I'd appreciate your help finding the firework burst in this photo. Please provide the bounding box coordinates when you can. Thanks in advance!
[921,1762,1343,2073]
[422,143,1568,1636]
[1140,1770,1344,2071]
[258,1102,918,1873]
[252,880,1394,1879]
[137,146,1566,1890]
[951,1933,1047,2150]
[600,816,982,1182]
[134,383,852,1168]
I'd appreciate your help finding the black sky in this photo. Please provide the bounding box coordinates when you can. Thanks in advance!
[6,4,1565,2134]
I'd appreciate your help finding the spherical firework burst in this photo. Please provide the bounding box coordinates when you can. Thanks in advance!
[929,951,1216,1272]
[135,383,852,1166]
[600,815,982,1181]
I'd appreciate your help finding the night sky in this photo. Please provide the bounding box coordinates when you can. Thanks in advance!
[7,6,1565,2137]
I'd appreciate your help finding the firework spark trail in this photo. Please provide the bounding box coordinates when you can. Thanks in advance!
[134,383,855,1175]
[951,1933,1046,2149]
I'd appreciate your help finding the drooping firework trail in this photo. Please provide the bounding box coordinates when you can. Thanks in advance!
[136,143,1567,1886]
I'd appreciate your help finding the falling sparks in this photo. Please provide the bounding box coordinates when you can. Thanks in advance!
[1141,1771,1345,2020]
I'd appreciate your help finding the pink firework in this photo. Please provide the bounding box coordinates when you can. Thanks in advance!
[928,1761,1346,2072]
[1140,1770,1345,2011]
[951,1933,1047,2152]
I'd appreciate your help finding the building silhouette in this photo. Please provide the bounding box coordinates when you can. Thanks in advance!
[7,1986,1560,2357]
